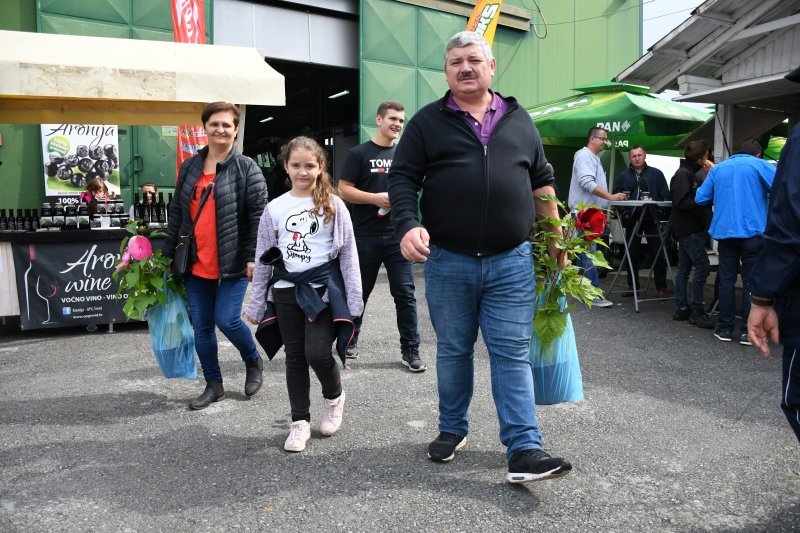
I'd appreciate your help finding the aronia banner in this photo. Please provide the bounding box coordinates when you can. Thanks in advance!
[40,124,121,206]
[466,0,503,46]
[171,0,208,179]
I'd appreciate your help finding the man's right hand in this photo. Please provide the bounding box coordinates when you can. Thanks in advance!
[400,227,430,262]
[611,192,628,201]
[375,192,391,209]
[747,305,779,357]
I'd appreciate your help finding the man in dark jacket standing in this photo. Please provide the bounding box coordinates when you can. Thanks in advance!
[669,140,715,328]
[388,31,571,483]
[748,70,800,441]
[613,146,670,297]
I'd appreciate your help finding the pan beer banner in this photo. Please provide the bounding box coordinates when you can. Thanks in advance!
[466,0,503,46]
[172,0,208,179]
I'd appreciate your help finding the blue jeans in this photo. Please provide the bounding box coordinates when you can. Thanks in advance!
[183,274,260,382]
[424,241,542,459]
[353,233,420,349]
[674,232,710,314]
[716,236,761,334]
[575,246,600,288]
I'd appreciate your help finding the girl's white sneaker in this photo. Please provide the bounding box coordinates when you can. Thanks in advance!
[284,420,311,452]
[320,390,346,436]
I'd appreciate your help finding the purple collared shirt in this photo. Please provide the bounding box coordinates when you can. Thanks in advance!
[446,90,509,145]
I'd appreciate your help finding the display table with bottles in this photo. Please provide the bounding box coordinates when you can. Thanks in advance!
[0,227,165,330]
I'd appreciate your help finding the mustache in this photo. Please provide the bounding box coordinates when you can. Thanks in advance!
[458,73,475,81]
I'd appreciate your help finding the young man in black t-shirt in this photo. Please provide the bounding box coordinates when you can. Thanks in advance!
[338,101,425,372]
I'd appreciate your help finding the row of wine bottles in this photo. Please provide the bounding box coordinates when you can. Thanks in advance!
[134,192,172,227]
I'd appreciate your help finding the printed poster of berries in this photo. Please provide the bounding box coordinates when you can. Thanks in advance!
[40,124,120,205]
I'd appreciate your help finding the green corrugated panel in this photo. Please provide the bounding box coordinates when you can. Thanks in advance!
[0,0,36,31]
[39,0,129,24]
[0,124,44,211]
[39,13,129,38]
[362,0,416,65]
[417,69,448,110]
[132,0,172,30]
[361,62,418,125]
[131,27,173,42]
[416,9,463,70]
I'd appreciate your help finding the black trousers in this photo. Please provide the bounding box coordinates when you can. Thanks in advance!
[624,218,667,291]
[781,345,800,443]
[273,287,341,422]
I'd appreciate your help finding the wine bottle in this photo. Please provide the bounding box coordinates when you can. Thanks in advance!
[53,203,65,230]
[133,193,142,221]
[23,209,33,232]
[78,205,90,230]
[156,192,166,225]
[0,209,7,231]
[31,209,40,231]
[40,203,52,229]
[15,209,24,231]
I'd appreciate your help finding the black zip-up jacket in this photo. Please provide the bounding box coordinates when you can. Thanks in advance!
[751,125,800,346]
[388,91,554,256]
[163,146,267,278]
[669,159,711,238]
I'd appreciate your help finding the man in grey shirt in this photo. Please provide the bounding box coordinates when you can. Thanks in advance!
[568,127,627,308]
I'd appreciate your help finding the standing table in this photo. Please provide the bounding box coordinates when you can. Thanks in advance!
[607,200,673,312]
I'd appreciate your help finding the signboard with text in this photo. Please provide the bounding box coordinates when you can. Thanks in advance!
[40,124,120,206]
[11,241,129,330]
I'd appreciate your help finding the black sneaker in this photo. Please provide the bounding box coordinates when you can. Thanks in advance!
[427,432,466,462]
[714,330,733,342]
[740,333,753,346]
[507,449,572,483]
[402,347,426,372]
[673,307,691,321]
[346,339,358,359]
[689,312,715,329]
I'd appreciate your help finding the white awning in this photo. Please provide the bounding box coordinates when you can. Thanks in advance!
[0,30,285,126]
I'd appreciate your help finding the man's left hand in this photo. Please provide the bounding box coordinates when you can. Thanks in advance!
[747,305,779,357]
[246,261,255,281]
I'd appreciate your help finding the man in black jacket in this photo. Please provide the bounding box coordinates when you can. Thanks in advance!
[669,140,715,328]
[613,146,670,297]
[748,66,800,441]
[388,31,571,483]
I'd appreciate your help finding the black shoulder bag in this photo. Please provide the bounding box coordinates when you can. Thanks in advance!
[173,180,215,277]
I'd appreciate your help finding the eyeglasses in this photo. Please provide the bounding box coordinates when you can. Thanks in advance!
[594,135,609,142]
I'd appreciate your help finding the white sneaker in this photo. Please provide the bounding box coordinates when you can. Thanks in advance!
[592,298,613,308]
[284,420,311,452]
[320,390,346,436]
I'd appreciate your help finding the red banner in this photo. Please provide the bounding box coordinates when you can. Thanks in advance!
[171,0,208,179]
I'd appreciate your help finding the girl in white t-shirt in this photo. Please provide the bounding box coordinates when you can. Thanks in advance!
[245,136,362,452]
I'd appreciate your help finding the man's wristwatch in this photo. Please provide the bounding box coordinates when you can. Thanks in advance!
[750,294,774,307]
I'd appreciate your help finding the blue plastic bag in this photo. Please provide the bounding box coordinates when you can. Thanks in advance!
[146,287,197,379]
[530,296,584,405]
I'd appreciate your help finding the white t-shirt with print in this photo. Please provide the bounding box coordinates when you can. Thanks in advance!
[268,192,334,288]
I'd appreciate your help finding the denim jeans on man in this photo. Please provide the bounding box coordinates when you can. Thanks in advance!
[674,232,710,313]
[716,236,761,333]
[183,273,260,382]
[353,233,420,349]
[574,245,600,288]
[424,240,542,459]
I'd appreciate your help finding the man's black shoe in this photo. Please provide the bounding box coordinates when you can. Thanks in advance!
[673,307,691,321]
[427,432,466,462]
[689,312,715,329]
[346,339,359,359]
[402,346,426,372]
[506,449,572,483]
[189,381,225,410]
[244,356,264,397]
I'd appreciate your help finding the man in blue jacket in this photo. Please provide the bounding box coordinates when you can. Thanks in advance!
[388,31,571,483]
[613,146,671,297]
[747,67,800,442]
[696,140,776,344]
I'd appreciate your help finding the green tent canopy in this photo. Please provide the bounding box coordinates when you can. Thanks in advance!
[527,81,711,157]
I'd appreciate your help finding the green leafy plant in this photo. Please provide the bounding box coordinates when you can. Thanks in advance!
[532,195,610,351]
[112,220,181,320]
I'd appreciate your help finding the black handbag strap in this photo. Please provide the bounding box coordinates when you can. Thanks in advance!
[186,179,216,236]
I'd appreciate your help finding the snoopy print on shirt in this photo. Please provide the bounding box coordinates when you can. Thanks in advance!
[269,193,334,288]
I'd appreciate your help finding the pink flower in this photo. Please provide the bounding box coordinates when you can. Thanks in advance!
[116,251,131,270]
[128,236,153,261]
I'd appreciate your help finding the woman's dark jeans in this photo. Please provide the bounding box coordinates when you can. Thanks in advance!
[183,274,260,383]
[273,287,341,422]
[674,232,710,314]
[716,236,761,333]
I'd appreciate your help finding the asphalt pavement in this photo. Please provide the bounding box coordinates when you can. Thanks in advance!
[1,266,798,532]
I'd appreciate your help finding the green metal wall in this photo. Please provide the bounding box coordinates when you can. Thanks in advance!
[0,0,212,211]
[359,0,642,141]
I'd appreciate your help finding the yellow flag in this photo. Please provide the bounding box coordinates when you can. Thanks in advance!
[466,0,503,46]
